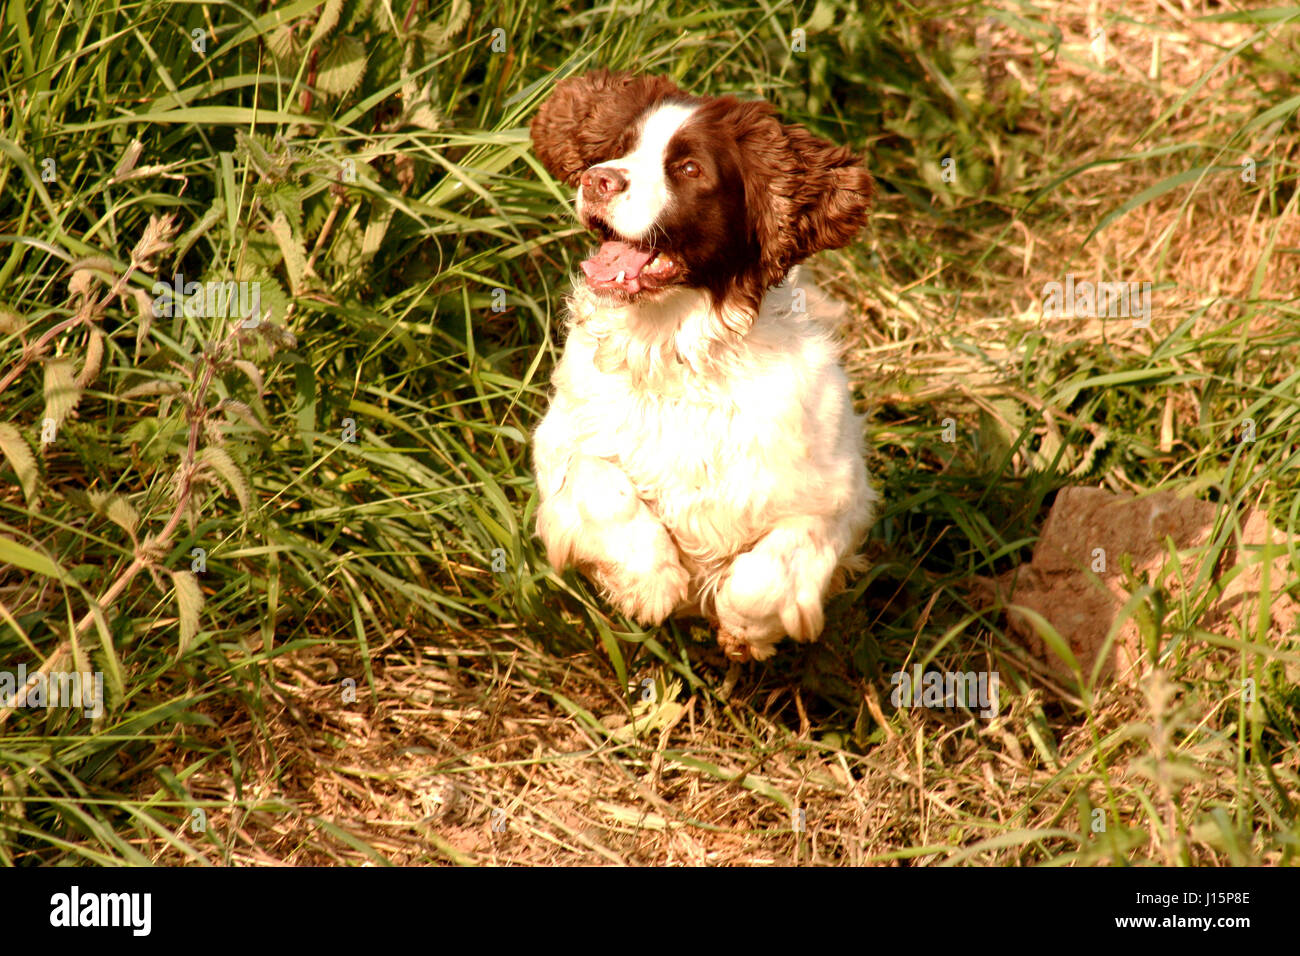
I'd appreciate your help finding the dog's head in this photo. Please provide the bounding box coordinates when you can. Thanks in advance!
[530,70,874,321]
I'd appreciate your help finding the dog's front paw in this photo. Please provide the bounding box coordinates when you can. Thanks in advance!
[717,626,756,662]
[715,527,837,659]
[614,558,690,625]
[715,620,785,661]
[592,525,691,626]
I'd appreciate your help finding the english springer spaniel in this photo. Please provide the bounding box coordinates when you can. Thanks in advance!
[529,70,877,662]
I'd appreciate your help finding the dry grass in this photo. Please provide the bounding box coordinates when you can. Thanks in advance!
[5,0,1296,867]
[137,0,1299,867]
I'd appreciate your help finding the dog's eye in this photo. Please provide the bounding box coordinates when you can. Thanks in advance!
[679,160,701,178]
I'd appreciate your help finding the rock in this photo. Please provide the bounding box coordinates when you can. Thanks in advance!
[994,487,1296,681]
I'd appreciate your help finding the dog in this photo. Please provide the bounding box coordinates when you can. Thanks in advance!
[529,69,877,661]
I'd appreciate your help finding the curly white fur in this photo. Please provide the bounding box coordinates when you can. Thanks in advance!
[533,268,876,660]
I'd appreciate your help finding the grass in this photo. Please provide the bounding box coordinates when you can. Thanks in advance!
[0,0,1298,865]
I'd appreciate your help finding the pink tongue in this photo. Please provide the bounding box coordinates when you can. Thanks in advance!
[580,241,656,291]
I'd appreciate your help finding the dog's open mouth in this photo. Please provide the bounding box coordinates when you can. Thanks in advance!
[580,220,681,296]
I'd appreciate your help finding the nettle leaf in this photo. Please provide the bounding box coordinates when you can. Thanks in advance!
[236,130,295,184]
[68,269,97,300]
[330,216,361,264]
[86,490,141,539]
[88,603,125,704]
[231,360,265,397]
[197,444,251,510]
[244,271,290,326]
[120,379,186,400]
[303,191,333,236]
[361,205,393,261]
[106,496,140,538]
[267,23,298,64]
[0,423,40,505]
[111,139,144,180]
[444,0,472,38]
[420,0,471,52]
[236,129,274,172]
[77,329,105,388]
[68,257,114,300]
[131,287,155,358]
[1070,427,1110,477]
[403,101,444,133]
[85,489,111,511]
[43,356,82,431]
[316,36,367,99]
[263,183,305,233]
[171,569,204,656]
[242,230,284,272]
[219,399,267,433]
[309,0,346,45]
[269,210,313,294]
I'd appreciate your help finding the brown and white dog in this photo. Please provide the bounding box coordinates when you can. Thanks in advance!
[529,70,877,661]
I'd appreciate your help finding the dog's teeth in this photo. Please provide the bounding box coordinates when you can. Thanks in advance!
[615,270,626,282]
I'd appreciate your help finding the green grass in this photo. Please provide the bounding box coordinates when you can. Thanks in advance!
[1,0,1298,865]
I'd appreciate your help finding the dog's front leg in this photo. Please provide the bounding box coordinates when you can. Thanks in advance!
[715,514,859,661]
[535,448,690,626]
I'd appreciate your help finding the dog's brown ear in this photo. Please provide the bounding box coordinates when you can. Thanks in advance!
[530,70,686,186]
[728,100,874,289]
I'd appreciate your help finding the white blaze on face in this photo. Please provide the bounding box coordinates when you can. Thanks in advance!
[578,101,698,242]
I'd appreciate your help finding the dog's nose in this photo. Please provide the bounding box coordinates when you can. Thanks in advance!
[580,166,628,201]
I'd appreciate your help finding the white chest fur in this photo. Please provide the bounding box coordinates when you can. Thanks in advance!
[535,274,868,573]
